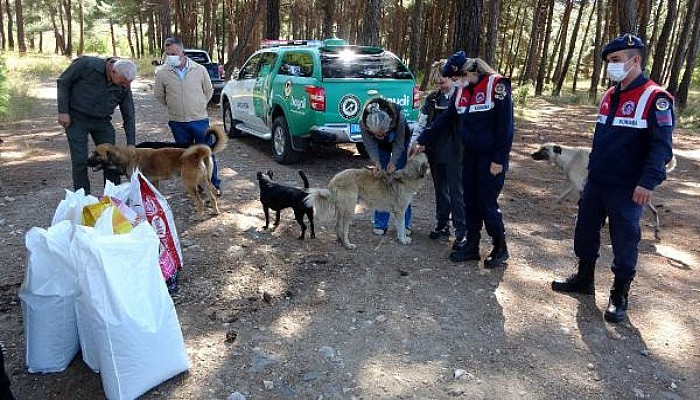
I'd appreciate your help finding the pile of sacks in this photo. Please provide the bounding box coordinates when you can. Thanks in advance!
[19,171,189,400]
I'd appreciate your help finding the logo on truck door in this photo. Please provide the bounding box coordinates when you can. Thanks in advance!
[284,80,293,98]
[339,94,361,119]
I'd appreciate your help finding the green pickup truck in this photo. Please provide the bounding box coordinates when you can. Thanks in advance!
[221,39,419,164]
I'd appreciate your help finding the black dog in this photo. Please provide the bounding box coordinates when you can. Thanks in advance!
[135,128,222,149]
[257,170,315,240]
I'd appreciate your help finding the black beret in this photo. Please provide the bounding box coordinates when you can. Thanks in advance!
[442,51,467,77]
[601,34,645,60]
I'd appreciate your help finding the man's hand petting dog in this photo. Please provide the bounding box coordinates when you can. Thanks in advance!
[490,162,503,176]
[408,144,424,158]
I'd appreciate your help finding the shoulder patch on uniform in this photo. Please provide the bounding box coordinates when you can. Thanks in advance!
[495,82,506,95]
[655,97,670,111]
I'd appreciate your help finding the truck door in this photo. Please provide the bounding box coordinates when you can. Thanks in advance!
[251,52,278,131]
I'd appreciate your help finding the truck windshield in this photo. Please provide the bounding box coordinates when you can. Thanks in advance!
[320,49,413,80]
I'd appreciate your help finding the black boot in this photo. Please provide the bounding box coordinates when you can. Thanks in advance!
[484,235,509,269]
[551,260,595,294]
[604,277,632,323]
[449,234,480,262]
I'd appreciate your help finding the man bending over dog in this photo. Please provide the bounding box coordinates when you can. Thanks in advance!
[551,34,674,324]
[57,57,137,194]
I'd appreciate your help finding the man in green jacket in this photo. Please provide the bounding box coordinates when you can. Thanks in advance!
[57,56,137,194]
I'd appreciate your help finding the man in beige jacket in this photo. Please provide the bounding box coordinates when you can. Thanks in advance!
[154,37,221,194]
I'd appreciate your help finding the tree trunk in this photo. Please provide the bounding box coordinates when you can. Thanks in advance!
[649,0,677,82]
[266,0,280,39]
[536,0,554,94]
[484,0,500,65]
[362,0,382,46]
[660,0,683,84]
[62,0,72,56]
[646,0,663,65]
[617,0,636,34]
[497,0,512,72]
[160,0,171,46]
[225,0,263,76]
[552,0,574,84]
[109,18,117,56]
[522,0,545,84]
[553,0,587,96]
[676,9,700,109]
[322,0,335,38]
[573,0,595,92]
[15,0,26,52]
[507,8,526,77]
[408,0,424,72]
[667,0,698,95]
[589,0,605,101]
[453,0,482,56]
[0,0,5,51]
[636,0,650,40]
[148,10,156,55]
[77,0,84,56]
[5,0,13,50]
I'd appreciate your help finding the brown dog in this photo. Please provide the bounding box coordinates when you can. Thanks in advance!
[87,126,228,219]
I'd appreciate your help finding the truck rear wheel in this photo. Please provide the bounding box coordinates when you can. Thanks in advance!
[272,116,302,164]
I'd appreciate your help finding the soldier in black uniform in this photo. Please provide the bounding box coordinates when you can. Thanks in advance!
[416,53,515,268]
[551,34,674,323]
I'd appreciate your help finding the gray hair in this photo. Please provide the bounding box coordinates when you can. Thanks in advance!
[364,107,392,135]
[460,57,497,75]
[113,59,137,81]
[164,37,184,49]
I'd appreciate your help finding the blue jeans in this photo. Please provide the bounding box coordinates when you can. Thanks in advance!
[168,119,221,188]
[373,141,412,230]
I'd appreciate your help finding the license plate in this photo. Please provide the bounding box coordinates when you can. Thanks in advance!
[350,123,361,134]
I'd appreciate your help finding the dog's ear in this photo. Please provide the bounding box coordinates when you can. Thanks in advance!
[553,145,562,155]
[266,170,274,179]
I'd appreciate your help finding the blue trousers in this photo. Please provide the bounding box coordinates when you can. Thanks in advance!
[168,119,221,188]
[574,182,642,280]
[462,153,505,239]
[373,141,412,230]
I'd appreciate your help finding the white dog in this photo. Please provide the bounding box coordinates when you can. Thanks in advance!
[305,153,430,249]
[531,142,677,238]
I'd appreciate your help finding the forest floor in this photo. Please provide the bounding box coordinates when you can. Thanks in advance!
[0,78,699,400]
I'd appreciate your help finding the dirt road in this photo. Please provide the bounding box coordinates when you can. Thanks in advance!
[0,79,698,399]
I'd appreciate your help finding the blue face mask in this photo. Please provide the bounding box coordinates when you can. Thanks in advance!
[166,55,181,67]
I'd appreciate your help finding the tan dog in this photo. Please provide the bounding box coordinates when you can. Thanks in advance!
[305,153,430,249]
[532,142,677,238]
[87,126,227,219]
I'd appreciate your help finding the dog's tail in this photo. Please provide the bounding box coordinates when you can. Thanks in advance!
[298,170,309,188]
[665,154,677,173]
[205,126,228,154]
[304,188,333,220]
[182,145,212,163]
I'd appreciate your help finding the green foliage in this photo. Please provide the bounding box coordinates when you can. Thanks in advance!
[513,83,533,106]
[83,35,110,54]
[0,53,70,121]
[677,89,700,131]
[0,56,9,118]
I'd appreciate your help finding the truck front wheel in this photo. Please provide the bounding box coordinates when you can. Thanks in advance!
[272,116,302,164]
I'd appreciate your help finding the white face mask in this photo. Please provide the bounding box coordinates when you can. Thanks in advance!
[166,55,181,67]
[606,58,634,82]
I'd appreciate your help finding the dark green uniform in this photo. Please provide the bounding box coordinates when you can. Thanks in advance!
[57,56,136,193]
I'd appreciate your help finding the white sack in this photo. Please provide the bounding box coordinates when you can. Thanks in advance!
[71,211,189,400]
[20,220,80,373]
